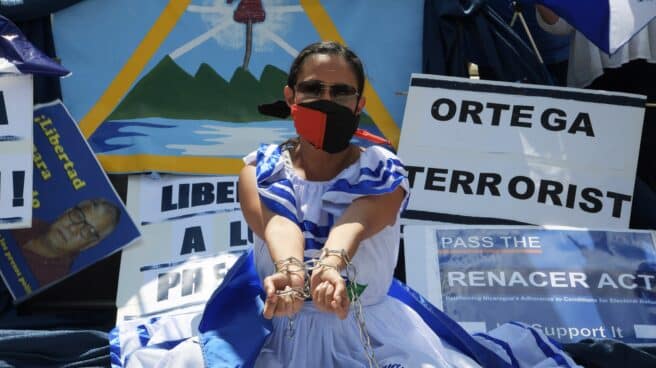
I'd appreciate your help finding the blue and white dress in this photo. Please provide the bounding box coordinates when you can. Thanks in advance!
[246,143,480,368]
[108,143,582,368]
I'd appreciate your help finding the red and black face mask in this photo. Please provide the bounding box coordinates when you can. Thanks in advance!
[290,100,360,154]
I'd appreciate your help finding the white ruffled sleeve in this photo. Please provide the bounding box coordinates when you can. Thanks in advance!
[246,144,300,224]
[322,146,410,217]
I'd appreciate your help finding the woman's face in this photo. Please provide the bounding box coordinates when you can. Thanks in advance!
[286,53,364,112]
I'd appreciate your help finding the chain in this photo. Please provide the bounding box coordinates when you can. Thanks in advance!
[272,250,379,368]
[273,257,310,301]
[342,254,379,368]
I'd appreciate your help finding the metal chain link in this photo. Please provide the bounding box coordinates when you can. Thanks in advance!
[343,256,379,368]
[273,257,310,302]
[272,250,379,367]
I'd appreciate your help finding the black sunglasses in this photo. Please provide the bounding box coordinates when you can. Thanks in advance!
[295,80,359,102]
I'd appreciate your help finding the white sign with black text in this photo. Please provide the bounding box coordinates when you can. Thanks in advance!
[398,74,646,228]
[0,74,33,229]
[137,173,240,225]
[116,174,251,322]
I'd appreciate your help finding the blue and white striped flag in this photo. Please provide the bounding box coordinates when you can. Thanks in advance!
[537,0,656,54]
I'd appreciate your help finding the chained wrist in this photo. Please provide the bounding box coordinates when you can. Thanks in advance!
[318,248,350,272]
[274,256,306,278]
[272,256,310,299]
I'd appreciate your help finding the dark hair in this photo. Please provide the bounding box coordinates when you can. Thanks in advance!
[287,41,365,93]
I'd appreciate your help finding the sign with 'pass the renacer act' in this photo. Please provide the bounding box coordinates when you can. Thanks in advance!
[404,225,656,344]
[398,74,646,228]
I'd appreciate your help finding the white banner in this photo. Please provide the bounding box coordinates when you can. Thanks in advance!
[0,75,33,229]
[116,174,251,321]
[398,74,646,229]
[133,252,240,319]
[137,174,240,225]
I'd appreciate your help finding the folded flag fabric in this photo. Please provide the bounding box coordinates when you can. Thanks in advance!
[111,250,581,367]
[536,0,656,54]
[0,14,69,76]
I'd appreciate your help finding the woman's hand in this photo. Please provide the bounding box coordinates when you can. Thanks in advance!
[310,264,350,320]
[262,271,305,319]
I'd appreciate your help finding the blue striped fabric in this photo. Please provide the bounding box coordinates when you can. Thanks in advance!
[255,144,280,182]
[473,333,521,368]
[537,0,656,54]
[388,279,513,368]
[254,145,406,249]
[328,161,406,196]
[252,144,410,251]
[110,311,205,367]
[196,251,580,368]
[510,322,576,368]
[110,251,582,368]
[109,144,581,367]
[108,324,122,368]
[474,321,580,368]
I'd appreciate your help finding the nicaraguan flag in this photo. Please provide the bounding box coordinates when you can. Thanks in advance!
[537,0,656,54]
[196,251,579,368]
[110,250,581,367]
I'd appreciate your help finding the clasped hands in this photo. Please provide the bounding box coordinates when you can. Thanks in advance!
[262,254,350,320]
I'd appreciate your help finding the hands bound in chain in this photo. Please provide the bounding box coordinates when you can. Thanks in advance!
[263,249,352,320]
[263,257,306,319]
[310,253,350,319]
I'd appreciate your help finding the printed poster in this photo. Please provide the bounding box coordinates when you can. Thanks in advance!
[116,173,250,321]
[53,0,422,174]
[0,101,141,302]
[398,74,646,229]
[405,225,656,344]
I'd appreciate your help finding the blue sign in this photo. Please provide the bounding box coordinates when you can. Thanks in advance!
[0,101,140,302]
[415,227,656,344]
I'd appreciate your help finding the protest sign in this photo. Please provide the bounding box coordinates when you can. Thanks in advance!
[0,74,33,229]
[116,174,248,322]
[0,101,140,302]
[398,74,646,229]
[405,225,656,344]
[136,173,240,225]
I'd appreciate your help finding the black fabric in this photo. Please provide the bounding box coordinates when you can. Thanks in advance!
[258,100,291,119]
[584,59,656,230]
[0,329,110,368]
[423,0,553,85]
[483,0,570,86]
[587,59,656,192]
[563,339,656,368]
[0,252,120,332]
[294,100,360,154]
